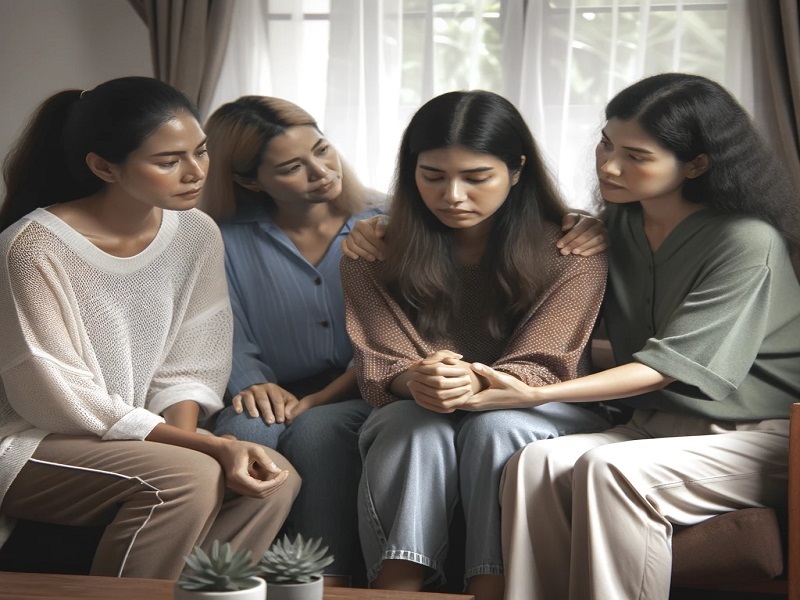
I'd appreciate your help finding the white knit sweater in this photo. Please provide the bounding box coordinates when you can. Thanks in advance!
[0,208,233,547]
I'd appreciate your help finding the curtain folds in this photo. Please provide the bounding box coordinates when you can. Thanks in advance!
[750,0,800,185]
[128,0,234,118]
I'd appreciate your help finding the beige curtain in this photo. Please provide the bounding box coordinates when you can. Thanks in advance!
[750,0,800,185]
[128,0,234,118]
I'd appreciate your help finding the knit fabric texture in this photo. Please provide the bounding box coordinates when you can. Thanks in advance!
[0,207,233,547]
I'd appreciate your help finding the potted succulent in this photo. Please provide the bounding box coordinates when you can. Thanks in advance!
[259,534,335,600]
[174,540,267,600]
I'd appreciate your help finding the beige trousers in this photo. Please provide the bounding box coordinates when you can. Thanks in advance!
[0,434,300,580]
[500,409,790,600]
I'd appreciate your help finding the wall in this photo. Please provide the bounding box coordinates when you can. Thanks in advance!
[0,0,151,202]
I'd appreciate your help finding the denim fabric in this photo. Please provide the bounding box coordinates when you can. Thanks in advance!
[357,400,610,586]
[214,399,372,577]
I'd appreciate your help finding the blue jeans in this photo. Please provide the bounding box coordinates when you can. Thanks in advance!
[214,399,372,578]
[357,401,611,586]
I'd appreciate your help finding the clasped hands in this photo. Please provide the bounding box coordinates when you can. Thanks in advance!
[406,350,538,412]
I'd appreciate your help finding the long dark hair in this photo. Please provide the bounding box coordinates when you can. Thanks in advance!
[201,96,367,220]
[605,73,800,252]
[1,77,199,231]
[385,90,568,340]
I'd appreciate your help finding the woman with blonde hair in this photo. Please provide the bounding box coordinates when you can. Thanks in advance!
[201,96,383,585]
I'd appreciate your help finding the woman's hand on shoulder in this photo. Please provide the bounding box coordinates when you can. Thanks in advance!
[463,363,542,410]
[557,212,608,257]
[211,437,289,498]
[341,215,388,261]
[232,383,297,425]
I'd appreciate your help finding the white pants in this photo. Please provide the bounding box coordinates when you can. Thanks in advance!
[500,409,790,600]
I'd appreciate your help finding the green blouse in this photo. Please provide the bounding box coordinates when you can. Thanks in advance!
[605,203,800,421]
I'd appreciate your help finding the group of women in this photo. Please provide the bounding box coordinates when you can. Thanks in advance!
[0,68,798,600]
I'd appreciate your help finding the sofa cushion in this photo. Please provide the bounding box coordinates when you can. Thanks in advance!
[671,507,784,586]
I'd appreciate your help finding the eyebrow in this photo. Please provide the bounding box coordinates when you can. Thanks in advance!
[418,164,494,174]
[273,137,327,168]
[150,137,208,157]
[601,129,654,155]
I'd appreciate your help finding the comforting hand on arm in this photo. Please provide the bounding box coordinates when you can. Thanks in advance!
[390,350,487,413]
[467,361,675,410]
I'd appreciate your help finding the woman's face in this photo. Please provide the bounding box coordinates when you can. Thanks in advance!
[250,125,343,207]
[595,118,693,206]
[108,110,208,211]
[415,145,520,234]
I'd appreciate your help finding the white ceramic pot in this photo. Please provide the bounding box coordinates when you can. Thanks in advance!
[266,576,323,600]
[173,577,267,600]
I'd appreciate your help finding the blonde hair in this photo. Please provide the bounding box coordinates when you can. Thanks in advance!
[201,96,367,220]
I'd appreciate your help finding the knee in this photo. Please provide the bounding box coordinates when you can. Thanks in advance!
[214,407,285,447]
[157,450,225,514]
[362,407,454,460]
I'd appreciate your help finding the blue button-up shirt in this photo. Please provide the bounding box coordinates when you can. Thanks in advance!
[219,198,383,397]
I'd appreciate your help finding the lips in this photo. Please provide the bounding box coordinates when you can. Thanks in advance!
[313,176,339,193]
[177,188,203,198]
[599,179,624,190]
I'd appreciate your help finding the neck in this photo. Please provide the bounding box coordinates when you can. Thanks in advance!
[454,220,492,266]
[85,190,162,236]
[272,201,342,231]
[639,193,706,252]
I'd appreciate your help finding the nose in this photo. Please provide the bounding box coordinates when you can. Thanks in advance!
[598,155,621,177]
[308,159,329,181]
[443,179,466,205]
[182,156,206,182]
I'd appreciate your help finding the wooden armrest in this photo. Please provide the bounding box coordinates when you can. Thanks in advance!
[788,402,799,600]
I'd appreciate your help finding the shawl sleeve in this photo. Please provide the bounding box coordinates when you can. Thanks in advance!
[342,256,433,407]
[492,250,607,386]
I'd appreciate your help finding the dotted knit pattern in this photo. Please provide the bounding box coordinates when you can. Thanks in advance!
[0,208,232,547]
[342,225,608,407]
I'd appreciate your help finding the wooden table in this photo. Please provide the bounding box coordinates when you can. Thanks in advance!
[0,571,475,599]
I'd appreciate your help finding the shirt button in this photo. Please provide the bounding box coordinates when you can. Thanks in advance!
[320,320,330,328]
[314,277,322,285]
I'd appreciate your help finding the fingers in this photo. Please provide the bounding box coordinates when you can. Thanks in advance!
[421,349,463,365]
[470,362,505,383]
[233,384,297,424]
[341,216,387,261]
[283,396,302,424]
[557,213,608,256]
[410,383,471,413]
[223,443,291,499]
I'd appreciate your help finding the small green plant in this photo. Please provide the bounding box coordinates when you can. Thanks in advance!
[178,540,262,592]
[259,534,334,584]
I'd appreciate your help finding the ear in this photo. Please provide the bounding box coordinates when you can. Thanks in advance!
[232,173,261,192]
[685,153,711,179]
[85,152,117,183]
[511,155,526,185]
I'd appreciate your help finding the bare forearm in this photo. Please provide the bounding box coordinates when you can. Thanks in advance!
[146,422,226,459]
[314,368,359,404]
[535,362,674,404]
[162,400,200,432]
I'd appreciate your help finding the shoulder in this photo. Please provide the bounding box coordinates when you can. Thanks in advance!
[340,254,385,280]
[701,213,786,267]
[541,221,608,279]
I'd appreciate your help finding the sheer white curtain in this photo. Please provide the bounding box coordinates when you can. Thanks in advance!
[210,0,752,207]
[504,0,753,209]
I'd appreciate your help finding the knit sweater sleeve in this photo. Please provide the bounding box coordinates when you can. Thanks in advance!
[493,249,607,386]
[146,220,232,419]
[0,224,163,441]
